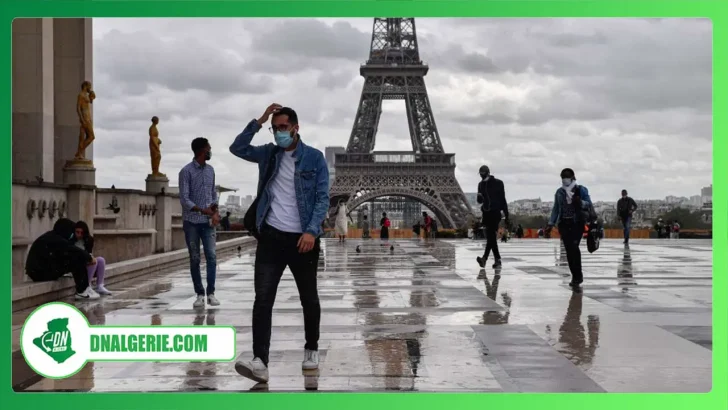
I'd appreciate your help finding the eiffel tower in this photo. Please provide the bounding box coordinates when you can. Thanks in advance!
[329,18,473,229]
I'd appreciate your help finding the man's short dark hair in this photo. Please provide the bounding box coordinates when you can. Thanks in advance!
[191,137,209,155]
[560,168,575,178]
[226,211,231,216]
[272,107,298,125]
[622,189,628,194]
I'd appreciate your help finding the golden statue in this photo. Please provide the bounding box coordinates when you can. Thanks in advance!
[75,81,95,160]
[149,116,165,177]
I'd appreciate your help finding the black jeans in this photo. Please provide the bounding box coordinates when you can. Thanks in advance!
[27,253,90,294]
[481,211,502,261]
[253,224,321,366]
[558,220,583,284]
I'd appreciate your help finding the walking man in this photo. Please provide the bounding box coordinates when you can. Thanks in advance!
[545,168,593,290]
[230,104,329,384]
[617,189,638,245]
[178,137,220,308]
[476,165,509,269]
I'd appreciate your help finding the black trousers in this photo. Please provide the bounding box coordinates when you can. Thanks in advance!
[558,220,583,284]
[481,211,502,261]
[253,224,321,366]
[27,252,90,294]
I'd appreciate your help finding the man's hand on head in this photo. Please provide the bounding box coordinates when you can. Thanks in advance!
[258,103,282,125]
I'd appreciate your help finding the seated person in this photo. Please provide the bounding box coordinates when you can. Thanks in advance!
[25,218,100,300]
[74,220,112,296]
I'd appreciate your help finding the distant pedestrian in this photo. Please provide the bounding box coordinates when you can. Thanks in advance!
[617,189,638,245]
[476,165,509,269]
[380,212,391,240]
[362,215,371,239]
[546,168,593,290]
[422,212,432,239]
[334,200,352,242]
[671,220,681,239]
[221,211,232,231]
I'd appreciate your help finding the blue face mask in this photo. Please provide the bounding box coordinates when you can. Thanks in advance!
[274,130,294,148]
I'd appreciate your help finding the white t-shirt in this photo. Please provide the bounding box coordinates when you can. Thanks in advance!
[265,150,302,233]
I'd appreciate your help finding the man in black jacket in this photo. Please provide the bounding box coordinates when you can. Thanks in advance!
[25,218,99,300]
[476,165,510,268]
[617,189,638,245]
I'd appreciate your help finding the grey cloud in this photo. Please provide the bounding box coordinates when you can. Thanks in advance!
[249,19,370,61]
[95,29,271,95]
[317,70,355,90]
[456,51,500,74]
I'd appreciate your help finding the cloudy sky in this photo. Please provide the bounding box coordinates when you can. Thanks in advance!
[92,18,712,203]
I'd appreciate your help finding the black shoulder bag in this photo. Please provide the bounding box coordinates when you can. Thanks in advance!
[574,185,600,253]
[243,148,278,239]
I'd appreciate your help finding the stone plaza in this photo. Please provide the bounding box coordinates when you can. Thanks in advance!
[13,238,712,393]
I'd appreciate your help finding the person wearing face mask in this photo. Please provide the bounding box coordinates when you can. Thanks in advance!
[475,165,510,269]
[545,168,593,290]
[25,218,99,300]
[178,137,221,309]
[616,189,638,245]
[229,104,329,384]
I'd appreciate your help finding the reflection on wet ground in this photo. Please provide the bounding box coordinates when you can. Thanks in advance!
[13,239,711,392]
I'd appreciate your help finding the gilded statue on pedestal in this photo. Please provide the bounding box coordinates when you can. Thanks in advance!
[74,81,96,160]
[149,116,165,177]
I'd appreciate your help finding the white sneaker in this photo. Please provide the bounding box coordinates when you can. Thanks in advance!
[207,294,220,306]
[96,285,112,296]
[193,295,206,308]
[302,349,319,370]
[75,286,100,300]
[235,357,269,383]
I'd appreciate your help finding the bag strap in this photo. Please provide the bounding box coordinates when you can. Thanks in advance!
[257,147,279,196]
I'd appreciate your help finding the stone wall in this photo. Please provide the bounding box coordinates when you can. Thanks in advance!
[95,188,158,230]
[93,229,156,264]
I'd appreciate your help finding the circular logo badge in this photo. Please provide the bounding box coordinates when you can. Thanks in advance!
[20,302,91,379]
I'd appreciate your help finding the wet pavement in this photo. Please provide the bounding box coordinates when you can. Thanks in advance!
[13,238,712,392]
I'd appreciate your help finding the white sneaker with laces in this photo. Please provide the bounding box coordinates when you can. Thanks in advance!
[207,294,220,306]
[193,295,206,308]
[235,357,269,383]
[96,285,112,295]
[302,349,319,370]
[75,286,100,300]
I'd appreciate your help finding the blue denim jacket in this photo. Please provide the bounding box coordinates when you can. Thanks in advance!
[229,119,330,237]
[549,185,592,226]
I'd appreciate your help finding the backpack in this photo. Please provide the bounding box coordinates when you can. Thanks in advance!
[571,185,597,223]
[384,218,391,228]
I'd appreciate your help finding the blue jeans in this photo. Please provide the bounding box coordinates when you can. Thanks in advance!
[622,216,632,240]
[183,221,217,296]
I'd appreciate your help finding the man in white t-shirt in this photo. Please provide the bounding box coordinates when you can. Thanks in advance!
[229,104,329,385]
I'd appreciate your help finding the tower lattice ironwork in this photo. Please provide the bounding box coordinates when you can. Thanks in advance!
[330,18,473,229]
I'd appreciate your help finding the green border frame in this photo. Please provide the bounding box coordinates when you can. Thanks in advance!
[20,302,236,380]
[3,0,723,409]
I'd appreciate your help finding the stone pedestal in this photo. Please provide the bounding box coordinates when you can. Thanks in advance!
[62,159,95,186]
[145,174,169,194]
